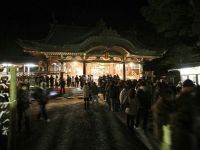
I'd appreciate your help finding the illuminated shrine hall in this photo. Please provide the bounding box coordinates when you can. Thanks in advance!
[17,23,163,80]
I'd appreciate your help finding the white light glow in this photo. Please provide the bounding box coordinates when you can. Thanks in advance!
[73,61,78,66]
[129,62,134,68]
[2,63,12,66]
[24,63,38,67]
[179,66,200,75]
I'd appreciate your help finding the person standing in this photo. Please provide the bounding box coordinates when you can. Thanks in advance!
[59,78,66,95]
[45,75,50,88]
[91,82,99,103]
[108,81,119,112]
[55,75,59,88]
[125,88,138,129]
[151,87,175,141]
[119,83,129,111]
[67,75,71,87]
[83,82,90,109]
[135,81,151,132]
[35,82,50,122]
[50,74,54,88]
[71,76,75,87]
[17,82,31,134]
[75,75,79,88]
[170,79,197,150]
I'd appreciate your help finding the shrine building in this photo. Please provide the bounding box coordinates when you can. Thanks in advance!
[17,23,163,80]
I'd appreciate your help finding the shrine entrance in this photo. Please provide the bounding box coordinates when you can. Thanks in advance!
[86,63,123,80]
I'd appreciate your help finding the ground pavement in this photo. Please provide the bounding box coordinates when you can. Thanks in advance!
[16,88,148,150]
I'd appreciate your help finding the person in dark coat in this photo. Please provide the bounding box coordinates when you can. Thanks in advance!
[17,82,31,133]
[67,75,71,87]
[151,87,175,141]
[59,78,66,95]
[75,75,79,88]
[108,81,120,112]
[35,82,50,122]
[50,75,54,88]
[170,79,199,150]
[135,81,151,131]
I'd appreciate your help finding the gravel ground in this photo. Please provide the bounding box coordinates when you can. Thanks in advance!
[16,97,148,150]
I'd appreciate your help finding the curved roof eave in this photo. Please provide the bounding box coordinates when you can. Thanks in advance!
[18,36,161,57]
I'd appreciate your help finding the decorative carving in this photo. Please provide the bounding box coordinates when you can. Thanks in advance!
[75,56,82,60]
[100,27,120,37]
[96,19,107,30]
[38,61,45,71]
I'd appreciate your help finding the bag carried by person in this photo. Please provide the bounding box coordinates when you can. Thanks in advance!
[125,107,130,114]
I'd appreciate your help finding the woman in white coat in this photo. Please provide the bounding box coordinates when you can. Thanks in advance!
[83,82,90,109]
[125,88,139,129]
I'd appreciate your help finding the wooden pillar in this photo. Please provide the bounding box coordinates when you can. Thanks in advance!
[83,53,86,75]
[139,63,143,78]
[138,58,144,79]
[27,66,30,76]
[196,74,198,85]
[8,66,17,150]
[59,55,67,79]
[46,59,49,73]
[44,55,49,74]
[60,61,64,79]
[83,61,86,75]
[23,65,26,76]
[123,62,126,81]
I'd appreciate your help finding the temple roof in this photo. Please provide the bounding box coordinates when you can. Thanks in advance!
[17,23,165,57]
[42,25,100,45]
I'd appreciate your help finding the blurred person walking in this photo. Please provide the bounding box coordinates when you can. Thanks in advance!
[151,87,175,141]
[170,79,199,150]
[35,82,50,122]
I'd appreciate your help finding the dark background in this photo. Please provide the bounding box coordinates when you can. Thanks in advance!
[0,0,148,36]
[0,0,148,56]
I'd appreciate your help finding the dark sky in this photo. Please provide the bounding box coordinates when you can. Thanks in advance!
[0,0,148,56]
[0,0,147,35]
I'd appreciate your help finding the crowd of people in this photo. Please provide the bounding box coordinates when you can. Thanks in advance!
[34,74,95,89]
[81,74,200,150]
[13,73,200,149]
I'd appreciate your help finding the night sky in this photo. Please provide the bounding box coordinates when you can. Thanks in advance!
[0,0,148,56]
